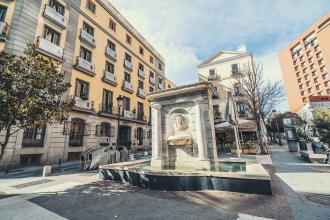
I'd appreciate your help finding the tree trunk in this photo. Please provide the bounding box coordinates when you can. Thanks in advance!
[256,119,267,155]
[0,127,11,162]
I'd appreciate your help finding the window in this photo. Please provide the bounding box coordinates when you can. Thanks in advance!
[231,64,239,74]
[314,78,320,83]
[236,102,245,113]
[308,57,314,63]
[80,47,92,62]
[325,81,330,87]
[75,79,89,100]
[316,84,321,90]
[158,63,162,71]
[234,86,241,95]
[301,62,306,67]
[150,71,154,79]
[321,66,326,73]
[22,125,46,147]
[43,26,61,45]
[82,22,94,36]
[311,64,316,70]
[299,56,304,61]
[315,46,320,52]
[301,91,304,96]
[137,102,144,121]
[69,118,85,147]
[107,40,116,51]
[139,46,144,55]
[100,122,111,137]
[105,61,114,73]
[308,88,312,93]
[136,127,144,145]
[323,73,328,79]
[307,51,311,57]
[306,81,311,87]
[304,75,309,80]
[86,0,96,13]
[139,63,144,71]
[295,66,299,71]
[296,72,300,77]
[316,52,322,58]
[126,34,132,44]
[213,105,221,118]
[149,87,154,92]
[150,56,154,64]
[327,89,330,95]
[102,89,113,112]
[0,5,7,22]
[299,84,303,90]
[138,80,144,89]
[209,69,216,76]
[303,68,307,73]
[124,72,131,83]
[319,59,324,65]
[49,0,64,15]
[109,19,116,31]
[158,78,163,85]
[298,78,302,83]
[125,53,132,62]
[123,96,130,111]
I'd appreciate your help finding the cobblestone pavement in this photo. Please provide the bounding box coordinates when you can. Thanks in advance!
[269,144,330,220]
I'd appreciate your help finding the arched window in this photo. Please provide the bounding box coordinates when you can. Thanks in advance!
[69,118,85,147]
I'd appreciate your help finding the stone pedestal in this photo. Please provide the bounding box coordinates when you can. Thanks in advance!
[147,82,218,171]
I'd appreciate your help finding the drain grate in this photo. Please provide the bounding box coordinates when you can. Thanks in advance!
[11,179,54,189]
[304,194,330,207]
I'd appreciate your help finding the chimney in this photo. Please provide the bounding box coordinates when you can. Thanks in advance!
[237,45,247,53]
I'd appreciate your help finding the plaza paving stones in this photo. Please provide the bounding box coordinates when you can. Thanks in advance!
[269,144,330,220]
[11,179,54,189]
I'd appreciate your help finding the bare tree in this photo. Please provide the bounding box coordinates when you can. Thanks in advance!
[236,62,284,154]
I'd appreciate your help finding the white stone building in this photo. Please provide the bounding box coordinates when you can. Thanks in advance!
[298,96,330,135]
[197,46,257,150]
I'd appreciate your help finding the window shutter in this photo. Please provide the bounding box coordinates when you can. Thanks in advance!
[95,125,101,137]
[63,121,70,135]
[111,126,116,137]
[84,123,91,136]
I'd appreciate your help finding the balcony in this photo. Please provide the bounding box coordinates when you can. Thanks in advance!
[80,29,96,48]
[99,104,114,115]
[122,80,133,93]
[0,21,9,41]
[105,47,117,61]
[149,76,156,84]
[238,111,247,118]
[75,57,95,76]
[124,59,132,71]
[137,88,146,99]
[37,37,64,61]
[138,69,145,78]
[214,112,222,120]
[102,71,117,85]
[199,74,220,82]
[43,5,68,29]
[74,96,94,111]
[123,110,133,119]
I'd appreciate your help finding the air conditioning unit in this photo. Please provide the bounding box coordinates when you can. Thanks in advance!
[99,136,110,146]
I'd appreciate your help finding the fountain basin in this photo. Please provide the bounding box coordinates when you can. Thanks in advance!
[99,159,272,195]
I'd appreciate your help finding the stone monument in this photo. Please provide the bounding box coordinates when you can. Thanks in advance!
[147,82,218,170]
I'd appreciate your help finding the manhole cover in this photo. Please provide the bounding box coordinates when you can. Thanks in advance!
[11,179,54,189]
[304,194,330,207]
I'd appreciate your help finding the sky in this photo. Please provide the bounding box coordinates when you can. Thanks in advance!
[110,0,330,112]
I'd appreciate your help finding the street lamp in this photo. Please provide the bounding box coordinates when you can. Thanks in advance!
[116,95,123,150]
[272,109,283,146]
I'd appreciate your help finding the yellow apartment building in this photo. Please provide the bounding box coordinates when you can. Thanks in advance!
[279,12,330,113]
[0,0,174,168]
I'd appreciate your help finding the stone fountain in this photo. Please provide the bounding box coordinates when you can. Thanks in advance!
[99,82,272,195]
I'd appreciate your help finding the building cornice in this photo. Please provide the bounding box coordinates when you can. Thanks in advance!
[198,52,253,68]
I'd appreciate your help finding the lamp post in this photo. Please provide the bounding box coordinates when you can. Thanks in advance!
[272,109,283,146]
[116,95,123,150]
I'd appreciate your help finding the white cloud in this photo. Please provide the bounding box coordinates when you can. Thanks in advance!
[109,0,330,111]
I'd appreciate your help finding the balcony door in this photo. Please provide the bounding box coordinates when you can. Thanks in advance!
[0,6,7,22]
[103,89,113,113]
[137,102,144,120]
[69,118,85,147]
